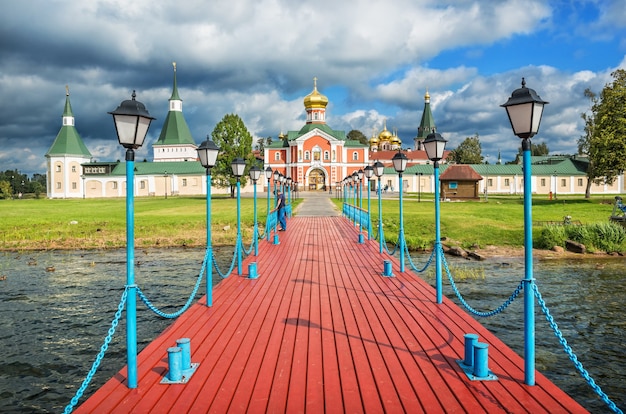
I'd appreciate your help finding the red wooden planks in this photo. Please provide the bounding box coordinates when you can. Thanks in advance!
[75,216,587,414]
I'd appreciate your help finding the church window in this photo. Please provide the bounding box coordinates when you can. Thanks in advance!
[72,182,77,189]
[274,152,281,161]
[56,182,61,189]
[112,182,118,190]
[140,181,146,189]
[72,166,76,172]
[352,152,359,161]
[313,150,320,161]
[324,151,329,160]
[504,178,510,186]
[305,151,310,160]
[56,165,61,172]
[182,178,188,187]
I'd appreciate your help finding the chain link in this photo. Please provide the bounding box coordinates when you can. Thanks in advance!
[533,283,623,413]
[63,286,128,413]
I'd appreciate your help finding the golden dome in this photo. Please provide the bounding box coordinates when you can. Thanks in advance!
[303,77,329,109]
[369,132,379,145]
[378,119,392,141]
[391,133,402,145]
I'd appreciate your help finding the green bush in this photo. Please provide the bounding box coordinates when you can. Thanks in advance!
[588,222,626,253]
[537,224,566,249]
[537,222,626,253]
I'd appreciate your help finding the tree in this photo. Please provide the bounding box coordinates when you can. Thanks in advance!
[578,69,626,198]
[446,134,483,164]
[347,129,369,146]
[516,141,550,157]
[210,114,255,197]
[0,181,10,199]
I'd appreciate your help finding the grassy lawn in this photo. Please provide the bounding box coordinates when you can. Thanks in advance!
[334,193,619,250]
[0,193,619,251]
[0,195,299,250]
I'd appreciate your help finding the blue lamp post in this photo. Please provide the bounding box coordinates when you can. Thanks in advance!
[197,137,220,306]
[501,77,548,386]
[364,165,374,240]
[373,161,384,253]
[351,171,358,227]
[249,165,261,256]
[272,170,280,242]
[108,91,155,389]
[423,131,448,304]
[392,152,408,272]
[265,167,273,241]
[231,157,246,275]
[287,177,292,203]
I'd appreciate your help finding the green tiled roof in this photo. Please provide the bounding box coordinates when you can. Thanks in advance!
[154,111,195,145]
[45,93,92,158]
[111,160,205,176]
[153,65,195,146]
[416,95,436,139]
[268,124,348,148]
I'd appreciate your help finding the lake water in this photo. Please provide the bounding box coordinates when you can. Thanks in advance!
[0,248,624,413]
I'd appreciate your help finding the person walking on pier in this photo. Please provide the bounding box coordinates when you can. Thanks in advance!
[277,189,287,231]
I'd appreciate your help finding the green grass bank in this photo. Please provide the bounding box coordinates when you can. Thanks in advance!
[0,194,623,253]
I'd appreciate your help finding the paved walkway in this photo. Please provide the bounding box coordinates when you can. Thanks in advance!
[292,191,341,217]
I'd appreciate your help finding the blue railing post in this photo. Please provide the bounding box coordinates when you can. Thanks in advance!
[125,149,138,388]
[266,177,271,241]
[377,177,383,254]
[366,178,372,239]
[253,178,258,256]
[398,171,405,272]
[236,178,242,275]
[206,170,213,306]
[522,138,535,385]
[434,162,442,304]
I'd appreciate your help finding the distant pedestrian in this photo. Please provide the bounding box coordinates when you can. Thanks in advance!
[277,189,287,231]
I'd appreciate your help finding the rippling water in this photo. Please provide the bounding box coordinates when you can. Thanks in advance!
[0,249,624,413]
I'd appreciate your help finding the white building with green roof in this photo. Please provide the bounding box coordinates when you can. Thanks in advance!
[45,86,93,199]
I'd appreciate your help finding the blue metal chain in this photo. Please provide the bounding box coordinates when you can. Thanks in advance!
[405,244,434,273]
[63,286,128,414]
[212,246,237,278]
[136,248,206,319]
[442,250,523,317]
[241,237,253,256]
[533,283,623,413]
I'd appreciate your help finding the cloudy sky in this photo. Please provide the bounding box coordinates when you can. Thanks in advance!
[1,0,625,176]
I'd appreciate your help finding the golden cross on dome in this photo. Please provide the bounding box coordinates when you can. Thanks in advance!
[313,77,318,90]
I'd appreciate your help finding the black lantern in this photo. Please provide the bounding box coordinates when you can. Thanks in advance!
[501,78,549,139]
[231,157,246,178]
[364,165,373,180]
[109,91,155,149]
[423,132,448,162]
[249,165,261,182]
[197,137,220,169]
[392,151,408,174]
[373,161,384,177]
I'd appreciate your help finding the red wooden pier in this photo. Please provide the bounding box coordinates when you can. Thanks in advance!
[75,214,587,413]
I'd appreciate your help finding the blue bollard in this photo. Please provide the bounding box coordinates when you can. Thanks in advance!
[463,333,479,366]
[473,342,489,378]
[248,262,258,279]
[176,338,191,371]
[383,260,394,277]
[167,346,183,382]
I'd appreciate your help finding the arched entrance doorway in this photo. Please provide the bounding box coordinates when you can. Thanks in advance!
[308,168,327,191]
